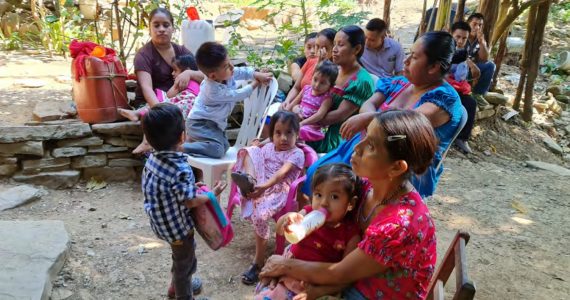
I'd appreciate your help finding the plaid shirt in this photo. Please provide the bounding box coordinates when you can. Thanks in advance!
[142,151,196,243]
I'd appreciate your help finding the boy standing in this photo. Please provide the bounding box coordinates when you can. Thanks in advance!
[184,42,273,158]
[142,103,225,299]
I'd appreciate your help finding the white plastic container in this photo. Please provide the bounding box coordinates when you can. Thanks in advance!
[180,20,215,55]
[558,51,570,72]
[79,0,98,20]
[284,208,328,244]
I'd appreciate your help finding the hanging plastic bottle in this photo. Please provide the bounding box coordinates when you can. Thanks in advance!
[284,208,328,244]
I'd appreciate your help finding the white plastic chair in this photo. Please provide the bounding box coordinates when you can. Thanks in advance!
[187,77,278,188]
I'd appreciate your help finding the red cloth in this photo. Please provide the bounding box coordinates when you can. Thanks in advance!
[447,75,471,95]
[69,40,120,81]
[289,205,360,263]
[354,188,437,300]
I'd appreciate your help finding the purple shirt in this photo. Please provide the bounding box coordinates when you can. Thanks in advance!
[361,37,405,79]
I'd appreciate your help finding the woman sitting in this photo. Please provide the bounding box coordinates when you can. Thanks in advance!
[260,110,439,299]
[302,31,463,198]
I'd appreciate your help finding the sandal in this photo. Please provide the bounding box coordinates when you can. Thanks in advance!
[241,263,261,285]
[231,171,256,197]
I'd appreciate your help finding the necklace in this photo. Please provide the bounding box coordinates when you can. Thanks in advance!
[359,183,404,223]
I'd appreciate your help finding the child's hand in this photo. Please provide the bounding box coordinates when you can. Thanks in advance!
[212,180,227,197]
[254,72,273,85]
[276,212,304,236]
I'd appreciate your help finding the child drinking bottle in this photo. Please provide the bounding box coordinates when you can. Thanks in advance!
[284,208,328,244]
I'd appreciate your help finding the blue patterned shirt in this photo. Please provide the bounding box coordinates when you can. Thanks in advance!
[142,151,197,243]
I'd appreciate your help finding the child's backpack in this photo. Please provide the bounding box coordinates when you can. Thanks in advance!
[191,186,234,250]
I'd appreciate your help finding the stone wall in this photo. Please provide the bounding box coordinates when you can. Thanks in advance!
[0,120,144,189]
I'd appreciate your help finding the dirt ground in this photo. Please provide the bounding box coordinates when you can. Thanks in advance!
[1,1,569,299]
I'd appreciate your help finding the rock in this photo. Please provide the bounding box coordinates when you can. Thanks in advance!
[555,94,570,104]
[13,170,80,189]
[0,0,14,16]
[0,123,91,143]
[32,101,77,122]
[54,76,72,84]
[533,102,548,113]
[52,147,87,158]
[71,155,107,169]
[543,136,563,155]
[526,161,570,176]
[88,144,129,153]
[277,73,293,93]
[0,185,47,211]
[244,19,264,30]
[83,167,136,182]
[21,157,71,174]
[0,164,18,176]
[477,108,496,120]
[484,92,509,106]
[108,158,143,167]
[0,157,17,164]
[14,79,46,88]
[103,137,127,147]
[91,122,142,136]
[546,85,563,96]
[123,139,141,148]
[51,288,74,300]
[558,101,568,111]
[0,220,69,300]
[107,152,134,159]
[0,141,43,156]
[57,137,104,147]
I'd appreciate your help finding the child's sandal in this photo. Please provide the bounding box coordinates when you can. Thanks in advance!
[231,171,256,197]
[241,263,261,285]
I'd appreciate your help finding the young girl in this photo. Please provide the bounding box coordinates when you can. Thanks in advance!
[290,32,318,82]
[288,61,338,142]
[118,54,200,122]
[230,111,305,285]
[254,163,362,300]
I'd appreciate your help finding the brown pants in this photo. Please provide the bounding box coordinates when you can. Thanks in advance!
[170,232,196,300]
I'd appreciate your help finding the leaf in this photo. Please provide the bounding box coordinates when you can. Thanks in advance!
[86,177,108,192]
[511,200,528,214]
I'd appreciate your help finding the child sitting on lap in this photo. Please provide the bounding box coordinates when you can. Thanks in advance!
[141,103,225,299]
[254,163,361,300]
[184,42,273,158]
[286,61,337,142]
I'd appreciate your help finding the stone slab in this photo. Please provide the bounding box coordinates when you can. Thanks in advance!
[0,164,18,176]
[52,147,87,158]
[13,170,80,189]
[91,122,142,136]
[107,152,135,159]
[0,141,44,156]
[32,101,77,122]
[0,123,92,143]
[0,220,69,300]
[542,137,563,155]
[0,185,47,211]
[82,167,136,182]
[0,157,17,164]
[56,137,104,147]
[526,161,570,176]
[87,144,129,153]
[103,137,127,147]
[123,139,141,148]
[484,92,509,106]
[108,158,143,167]
[71,154,107,169]
[21,157,70,174]
[477,108,496,120]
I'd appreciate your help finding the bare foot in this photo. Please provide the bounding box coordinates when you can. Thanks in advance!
[132,140,153,154]
[118,108,140,122]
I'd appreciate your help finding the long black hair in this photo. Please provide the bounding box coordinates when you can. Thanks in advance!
[420,31,455,75]
[339,25,366,58]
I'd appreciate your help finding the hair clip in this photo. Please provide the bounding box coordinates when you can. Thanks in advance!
[387,135,407,142]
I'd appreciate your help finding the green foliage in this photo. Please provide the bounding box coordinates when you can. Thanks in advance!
[0,31,24,50]
[550,2,570,23]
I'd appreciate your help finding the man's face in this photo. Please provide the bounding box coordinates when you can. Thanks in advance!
[452,29,469,49]
[365,29,387,49]
[469,18,483,37]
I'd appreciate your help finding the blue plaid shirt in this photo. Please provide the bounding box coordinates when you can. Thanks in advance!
[142,151,196,243]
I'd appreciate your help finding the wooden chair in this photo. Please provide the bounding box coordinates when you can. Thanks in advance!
[427,231,476,300]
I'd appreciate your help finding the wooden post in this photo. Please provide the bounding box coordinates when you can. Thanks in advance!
[383,0,392,29]
[478,0,500,46]
[522,0,551,121]
[434,0,452,31]
[491,29,509,91]
[453,0,467,23]
[513,3,537,111]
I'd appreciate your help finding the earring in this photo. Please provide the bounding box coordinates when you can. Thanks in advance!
[347,205,353,211]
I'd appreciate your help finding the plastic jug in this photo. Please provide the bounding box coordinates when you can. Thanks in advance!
[180,20,215,54]
[284,208,328,244]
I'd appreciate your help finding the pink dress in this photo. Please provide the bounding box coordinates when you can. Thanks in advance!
[235,143,304,239]
[140,80,200,118]
[298,85,331,142]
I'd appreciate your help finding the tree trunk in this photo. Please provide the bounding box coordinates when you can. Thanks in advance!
[453,0,467,23]
[479,0,500,45]
[491,0,549,46]
[522,0,551,121]
[434,0,452,31]
[491,28,509,91]
[383,0,392,29]
[513,3,537,111]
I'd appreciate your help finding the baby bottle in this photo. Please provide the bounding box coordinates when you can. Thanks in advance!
[284,208,328,244]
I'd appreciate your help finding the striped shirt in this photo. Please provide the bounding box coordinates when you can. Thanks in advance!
[142,151,196,243]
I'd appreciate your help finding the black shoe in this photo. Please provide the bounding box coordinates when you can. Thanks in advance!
[241,263,260,285]
[454,139,473,154]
